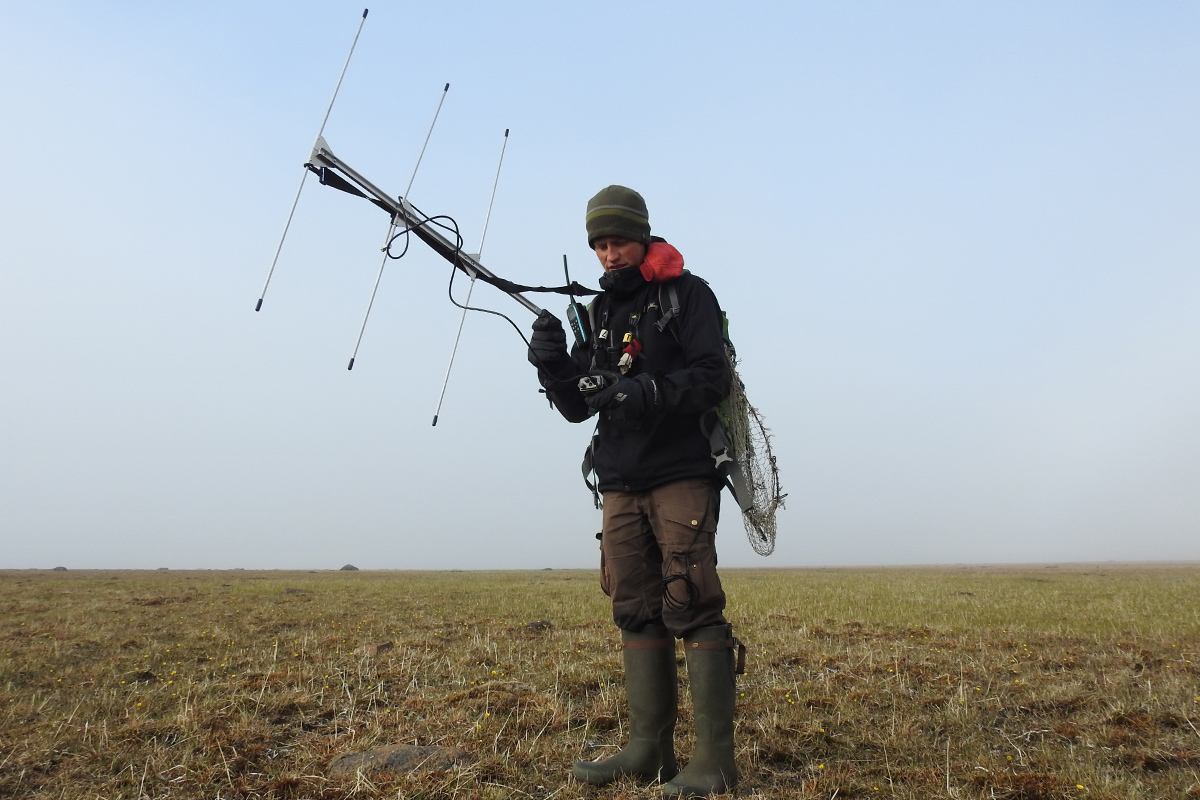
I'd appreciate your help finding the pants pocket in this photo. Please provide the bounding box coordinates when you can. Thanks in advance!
[662,542,722,612]
[655,491,721,612]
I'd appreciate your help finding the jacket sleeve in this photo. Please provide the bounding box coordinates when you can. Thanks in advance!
[656,276,732,414]
[538,340,591,423]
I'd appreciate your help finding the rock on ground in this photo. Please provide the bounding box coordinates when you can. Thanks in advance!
[328,745,473,778]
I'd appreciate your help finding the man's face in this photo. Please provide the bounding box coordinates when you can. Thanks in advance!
[593,236,647,273]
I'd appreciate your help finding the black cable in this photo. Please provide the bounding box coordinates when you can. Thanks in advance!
[446,248,532,346]
[447,257,587,381]
[379,201,548,362]
[384,200,462,262]
[374,197,592,383]
[662,573,697,612]
[662,522,710,613]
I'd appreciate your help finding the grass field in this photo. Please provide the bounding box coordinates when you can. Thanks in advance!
[2,565,1198,799]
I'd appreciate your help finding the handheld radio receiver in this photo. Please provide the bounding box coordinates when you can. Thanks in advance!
[564,254,591,348]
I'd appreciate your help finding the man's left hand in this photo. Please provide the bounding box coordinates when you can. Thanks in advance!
[585,374,660,421]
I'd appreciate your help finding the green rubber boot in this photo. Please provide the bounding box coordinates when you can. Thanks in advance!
[572,625,678,785]
[662,624,741,797]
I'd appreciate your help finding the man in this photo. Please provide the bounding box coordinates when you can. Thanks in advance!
[527,185,743,797]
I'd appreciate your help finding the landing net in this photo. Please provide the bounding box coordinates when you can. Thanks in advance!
[724,348,785,556]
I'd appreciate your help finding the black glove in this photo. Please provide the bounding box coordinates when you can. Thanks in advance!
[528,310,572,377]
[585,373,660,422]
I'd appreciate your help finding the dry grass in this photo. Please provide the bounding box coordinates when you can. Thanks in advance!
[2,564,1198,799]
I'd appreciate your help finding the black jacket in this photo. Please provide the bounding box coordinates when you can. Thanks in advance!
[539,269,731,493]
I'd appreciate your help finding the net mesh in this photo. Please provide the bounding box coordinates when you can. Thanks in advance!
[723,348,785,556]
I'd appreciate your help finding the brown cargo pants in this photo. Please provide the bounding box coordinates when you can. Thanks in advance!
[599,477,729,638]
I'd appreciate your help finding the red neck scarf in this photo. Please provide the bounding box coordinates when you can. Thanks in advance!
[639,241,685,283]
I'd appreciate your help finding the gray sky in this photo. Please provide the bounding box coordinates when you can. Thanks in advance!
[2,2,1198,570]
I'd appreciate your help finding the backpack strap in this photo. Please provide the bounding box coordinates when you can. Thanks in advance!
[655,280,682,338]
[580,425,601,509]
[656,278,752,514]
[699,409,754,515]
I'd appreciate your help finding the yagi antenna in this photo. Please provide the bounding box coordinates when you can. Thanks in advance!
[431,127,510,426]
[255,8,368,313]
[347,83,451,371]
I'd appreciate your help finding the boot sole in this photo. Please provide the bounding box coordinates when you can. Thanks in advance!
[661,779,735,797]
[572,761,678,785]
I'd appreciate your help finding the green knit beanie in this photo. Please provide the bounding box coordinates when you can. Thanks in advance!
[585,185,651,246]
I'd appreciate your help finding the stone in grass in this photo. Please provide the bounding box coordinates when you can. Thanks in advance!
[52,566,67,571]
[284,588,313,595]
[354,641,394,656]
[328,744,473,778]
[340,564,359,571]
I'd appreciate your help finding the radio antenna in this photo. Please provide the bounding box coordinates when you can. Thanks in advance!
[431,128,509,425]
[255,8,368,312]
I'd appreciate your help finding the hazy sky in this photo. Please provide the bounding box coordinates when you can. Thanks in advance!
[2,2,1198,570]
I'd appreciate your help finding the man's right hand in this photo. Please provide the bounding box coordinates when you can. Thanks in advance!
[528,310,571,374]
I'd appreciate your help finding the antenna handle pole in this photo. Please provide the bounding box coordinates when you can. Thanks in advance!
[312,145,542,314]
